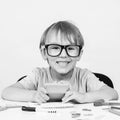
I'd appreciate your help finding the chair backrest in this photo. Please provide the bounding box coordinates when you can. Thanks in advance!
[17,75,27,82]
[18,73,114,88]
[93,73,114,88]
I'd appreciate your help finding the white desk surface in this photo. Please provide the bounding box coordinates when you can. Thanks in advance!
[0,99,120,120]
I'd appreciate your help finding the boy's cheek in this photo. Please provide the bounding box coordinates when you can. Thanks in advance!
[71,57,81,61]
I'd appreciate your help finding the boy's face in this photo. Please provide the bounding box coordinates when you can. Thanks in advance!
[42,31,82,74]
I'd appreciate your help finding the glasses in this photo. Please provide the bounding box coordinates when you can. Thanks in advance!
[44,44,82,57]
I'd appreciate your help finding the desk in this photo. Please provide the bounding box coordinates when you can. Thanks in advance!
[0,99,120,120]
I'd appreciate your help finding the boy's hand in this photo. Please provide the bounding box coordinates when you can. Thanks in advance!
[62,90,86,103]
[33,87,49,104]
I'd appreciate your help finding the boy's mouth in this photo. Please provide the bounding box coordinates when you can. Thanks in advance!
[56,61,71,67]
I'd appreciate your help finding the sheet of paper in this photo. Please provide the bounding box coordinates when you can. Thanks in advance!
[0,99,37,108]
[40,102,74,108]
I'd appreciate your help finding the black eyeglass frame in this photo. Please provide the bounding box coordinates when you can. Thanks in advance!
[44,44,82,57]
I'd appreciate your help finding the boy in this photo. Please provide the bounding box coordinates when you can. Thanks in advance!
[1,21,118,104]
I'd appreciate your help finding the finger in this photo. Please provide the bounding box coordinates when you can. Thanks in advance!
[40,92,49,101]
[35,95,45,104]
[62,95,74,103]
[39,87,47,94]
[62,91,73,102]
[63,91,72,98]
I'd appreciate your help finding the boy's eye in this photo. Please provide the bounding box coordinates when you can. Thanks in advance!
[52,46,60,50]
[67,47,76,51]
[49,45,60,50]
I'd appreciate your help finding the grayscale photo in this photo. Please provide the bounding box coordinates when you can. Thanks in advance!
[0,0,120,119]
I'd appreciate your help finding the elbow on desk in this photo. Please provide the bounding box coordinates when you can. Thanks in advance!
[1,88,9,100]
[1,87,15,101]
[108,88,119,101]
[113,90,119,100]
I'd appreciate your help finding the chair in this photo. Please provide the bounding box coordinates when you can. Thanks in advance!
[17,73,114,88]
[93,73,114,88]
[17,75,27,82]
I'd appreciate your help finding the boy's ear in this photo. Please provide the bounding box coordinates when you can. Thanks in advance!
[40,47,47,60]
[76,49,83,61]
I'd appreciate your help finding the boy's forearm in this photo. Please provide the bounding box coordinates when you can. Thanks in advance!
[84,88,119,103]
[1,87,36,102]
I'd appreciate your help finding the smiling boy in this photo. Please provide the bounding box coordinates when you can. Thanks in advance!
[1,21,118,104]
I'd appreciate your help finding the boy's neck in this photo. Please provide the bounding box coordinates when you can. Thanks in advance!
[49,67,74,81]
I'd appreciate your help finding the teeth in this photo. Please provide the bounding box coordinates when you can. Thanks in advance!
[57,61,69,67]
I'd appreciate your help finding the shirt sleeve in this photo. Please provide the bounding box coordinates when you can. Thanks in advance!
[18,68,42,90]
[85,70,105,92]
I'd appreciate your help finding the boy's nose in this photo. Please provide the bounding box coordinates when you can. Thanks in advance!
[59,49,68,57]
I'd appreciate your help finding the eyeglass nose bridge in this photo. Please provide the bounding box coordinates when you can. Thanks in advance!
[59,45,69,56]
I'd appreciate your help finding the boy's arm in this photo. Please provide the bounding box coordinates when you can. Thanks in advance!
[62,85,119,103]
[1,82,36,102]
[83,71,119,102]
[84,85,119,103]
[1,82,49,103]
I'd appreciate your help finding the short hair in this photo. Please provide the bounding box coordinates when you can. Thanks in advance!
[39,21,84,49]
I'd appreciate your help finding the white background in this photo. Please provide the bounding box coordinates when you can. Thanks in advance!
[0,0,120,97]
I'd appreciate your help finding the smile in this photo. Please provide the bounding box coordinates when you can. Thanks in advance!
[56,61,70,67]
